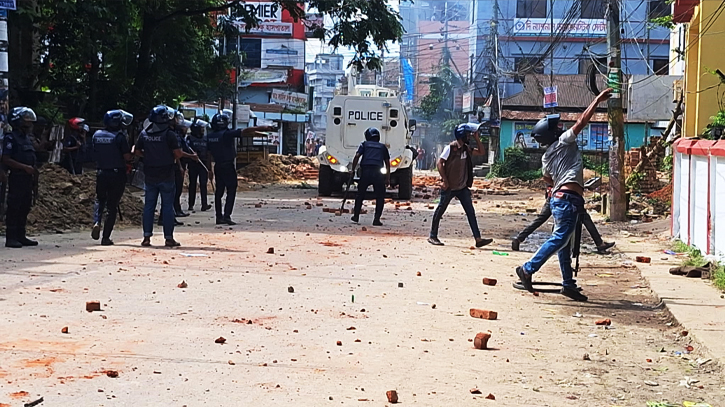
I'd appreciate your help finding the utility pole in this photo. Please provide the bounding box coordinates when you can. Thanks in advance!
[232,36,240,129]
[549,0,555,113]
[606,0,626,221]
[489,0,501,164]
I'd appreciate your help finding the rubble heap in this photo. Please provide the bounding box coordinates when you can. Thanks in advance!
[25,164,144,232]
[238,155,319,183]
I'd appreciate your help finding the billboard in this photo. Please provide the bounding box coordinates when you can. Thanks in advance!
[270,89,307,110]
[513,18,606,37]
[0,1,16,10]
[512,122,539,148]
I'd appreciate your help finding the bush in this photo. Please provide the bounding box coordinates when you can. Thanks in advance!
[488,147,543,181]
[583,155,609,175]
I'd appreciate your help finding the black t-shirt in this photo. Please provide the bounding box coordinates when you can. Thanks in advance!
[135,129,179,183]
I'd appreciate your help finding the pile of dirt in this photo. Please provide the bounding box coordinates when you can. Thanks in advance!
[238,155,319,183]
[646,183,672,204]
[24,164,144,232]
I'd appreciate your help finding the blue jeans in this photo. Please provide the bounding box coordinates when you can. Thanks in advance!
[143,180,175,239]
[523,193,583,289]
[429,187,481,239]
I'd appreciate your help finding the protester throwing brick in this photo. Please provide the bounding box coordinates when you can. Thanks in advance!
[515,88,613,302]
[427,123,493,248]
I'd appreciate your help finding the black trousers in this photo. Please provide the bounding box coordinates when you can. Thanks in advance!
[93,170,126,239]
[173,167,184,214]
[5,173,33,241]
[187,162,208,209]
[215,163,237,219]
[517,197,603,246]
[353,166,385,221]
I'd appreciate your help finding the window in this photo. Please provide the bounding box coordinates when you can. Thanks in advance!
[240,39,262,68]
[326,79,336,87]
[578,56,607,74]
[651,58,669,75]
[648,0,669,20]
[516,0,547,18]
[580,0,605,19]
[514,56,544,83]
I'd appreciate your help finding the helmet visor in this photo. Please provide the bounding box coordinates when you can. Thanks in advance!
[120,110,134,127]
[19,108,38,123]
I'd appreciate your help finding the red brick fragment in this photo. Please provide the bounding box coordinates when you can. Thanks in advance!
[255,204,262,208]
[474,332,491,350]
[86,301,101,312]
[105,370,119,378]
[177,280,187,288]
[266,247,275,254]
[416,271,422,277]
[470,309,497,320]
[482,278,497,286]
[386,390,398,403]
[595,319,611,326]
[61,326,69,334]
[215,337,226,344]
[336,340,342,346]
[485,393,495,400]
[470,388,482,394]
[635,256,651,263]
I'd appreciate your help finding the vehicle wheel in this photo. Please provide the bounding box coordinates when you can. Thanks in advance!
[397,166,413,200]
[318,165,333,196]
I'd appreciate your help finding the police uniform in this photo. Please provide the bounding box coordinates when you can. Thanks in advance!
[207,128,240,222]
[353,140,390,223]
[135,127,179,241]
[2,130,36,246]
[186,131,210,210]
[92,129,131,241]
[62,132,84,175]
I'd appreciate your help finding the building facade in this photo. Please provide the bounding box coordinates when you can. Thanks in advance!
[306,53,345,141]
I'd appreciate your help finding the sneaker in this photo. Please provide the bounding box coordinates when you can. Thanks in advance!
[101,238,114,246]
[596,242,615,254]
[91,223,101,240]
[475,238,493,248]
[372,220,383,226]
[561,287,588,302]
[165,239,181,247]
[511,238,521,251]
[18,237,39,247]
[516,266,534,292]
[141,237,151,247]
[223,217,237,226]
[5,239,23,249]
[351,215,359,223]
[201,204,212,212]
[427,237,444,246]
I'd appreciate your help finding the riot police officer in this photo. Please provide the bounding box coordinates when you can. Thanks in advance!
[91,109,134,246]
[171,110,193,218]
[134,106,197,247]
[186,118,212,212]
[207,112,274,225]
[2,107,39,248]
[350,127,390,226]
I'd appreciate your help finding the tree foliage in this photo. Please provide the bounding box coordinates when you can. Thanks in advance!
[12,0,405,118]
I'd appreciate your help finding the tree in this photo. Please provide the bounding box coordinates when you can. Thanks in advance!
[11,0,406,118]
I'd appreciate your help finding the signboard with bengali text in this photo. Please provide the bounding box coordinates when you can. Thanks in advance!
[513,18,606,37]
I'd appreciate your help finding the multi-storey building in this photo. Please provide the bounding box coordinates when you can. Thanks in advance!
[305,53,345,141]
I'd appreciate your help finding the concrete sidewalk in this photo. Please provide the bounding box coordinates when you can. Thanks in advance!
[617,237,725,365]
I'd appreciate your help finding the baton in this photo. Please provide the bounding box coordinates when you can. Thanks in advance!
[186,145,215,192]
[340,165,356,213]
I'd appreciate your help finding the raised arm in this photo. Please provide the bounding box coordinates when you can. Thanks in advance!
[567,88,613,140]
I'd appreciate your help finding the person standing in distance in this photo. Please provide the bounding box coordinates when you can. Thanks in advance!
[428,123,493,248]
[91,109,134,246]
[186,118,212,212]
[134,106,197,247]
[515,89,613,302]
[207,112,274,225]
[61,117,87,175]
[2,107,39,248]
[350,127,390,226]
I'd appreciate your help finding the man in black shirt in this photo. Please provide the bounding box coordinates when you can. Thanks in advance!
[350,127,390,226]
[91,109,134,246]
[2,107,40,248]
[134,106,197,247]
[207,112,274,225]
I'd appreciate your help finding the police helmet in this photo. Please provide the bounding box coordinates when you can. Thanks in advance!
[190,118,210,136]
[531,114,561,146]
[454,123,480,140]
[211,112,230,131]
[9,107,37,128]
[104,109,134,130]
[81,124,90,133]
[68,117,86,131]
[364,127,381,142]
[148,105,174,124]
